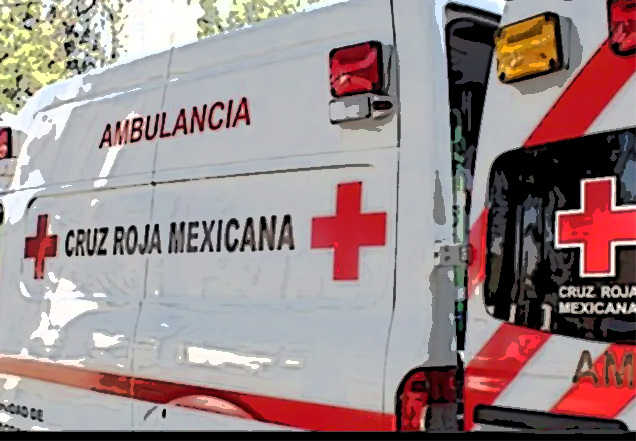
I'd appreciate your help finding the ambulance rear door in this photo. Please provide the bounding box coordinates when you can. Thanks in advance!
[480,128,635,430]
[465,0,635,431]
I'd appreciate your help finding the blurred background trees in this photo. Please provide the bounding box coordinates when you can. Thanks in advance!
[0,0,329,116]
[0,0,129,115]
[197,0,326,38]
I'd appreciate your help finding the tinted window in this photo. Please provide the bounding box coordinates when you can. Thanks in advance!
[446,18,496,247]
[484,128,636,344]
[446,17,497,356]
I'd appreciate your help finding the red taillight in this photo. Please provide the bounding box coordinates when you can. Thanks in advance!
[397,369,458,431]
[609,0,636,55]
[399,371,428,431]
[329,41,384,98]
[0,127,12,160]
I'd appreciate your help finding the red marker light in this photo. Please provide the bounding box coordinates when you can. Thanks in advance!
[397,369,458,431]
[329,41,384,98]
[398,371,429,431]
[609,0,636,55]
[0,127,12,160]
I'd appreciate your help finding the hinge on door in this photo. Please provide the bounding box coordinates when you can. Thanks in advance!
[434,242,472,267]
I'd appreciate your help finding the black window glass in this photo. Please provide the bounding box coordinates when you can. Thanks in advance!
[485,128,636,344]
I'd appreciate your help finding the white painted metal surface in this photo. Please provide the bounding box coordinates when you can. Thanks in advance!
[0,0,503,431]
[465,0,635,431]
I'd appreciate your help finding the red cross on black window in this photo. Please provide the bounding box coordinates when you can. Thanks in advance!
[555,177,636,278]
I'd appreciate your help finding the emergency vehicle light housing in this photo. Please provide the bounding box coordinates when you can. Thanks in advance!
[397,368,458,431]
[0,127,12,160]
[608,0,636,55]
[494,12,565,83]
[329,41,384,98]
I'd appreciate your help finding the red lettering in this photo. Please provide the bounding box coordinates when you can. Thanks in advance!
[191,105,207,133]
[114,120,130,145]
[145,114,159,141]
[208,102,225,130]
[130,117,144,143]
[172,108,188,137]
[160,112,172,138]
[99,124,112,148]
[99,98,252,149]
[233,97,251,128]
[225,99,234,129]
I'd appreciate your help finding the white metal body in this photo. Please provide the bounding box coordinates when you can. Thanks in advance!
[465,0,635,431]
[0,0,501,431]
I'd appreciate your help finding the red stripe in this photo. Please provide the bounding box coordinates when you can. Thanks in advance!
[0,356,394,431]
[551,344,635,419]
[464,325,550,429]
[467,209,488,297]
[465,39,636,431]
[525,41,636,148]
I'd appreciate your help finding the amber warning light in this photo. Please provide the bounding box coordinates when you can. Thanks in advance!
[609,0,636,55]
[494,13,565,83]
[329,41,384,98]
[0,127,12,160]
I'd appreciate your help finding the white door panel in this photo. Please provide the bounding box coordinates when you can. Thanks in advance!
[134,150,398,428]
[0,184,154,430]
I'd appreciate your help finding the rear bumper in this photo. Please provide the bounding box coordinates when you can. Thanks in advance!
[473,405,629,432]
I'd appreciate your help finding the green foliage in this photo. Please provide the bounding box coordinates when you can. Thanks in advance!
[197,0,224,38]
[0,0,128,116]
[197,0,327,39]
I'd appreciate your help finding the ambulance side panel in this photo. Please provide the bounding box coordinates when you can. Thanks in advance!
[137,150,397,427]
[132,0,399,429]
[12,51,170,188]
[0,183,154,430]
[154,0,398,175]
[0,52,168,430]
[0,0,463,431]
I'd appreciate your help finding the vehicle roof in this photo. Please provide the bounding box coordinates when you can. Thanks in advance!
[6,0,503,129]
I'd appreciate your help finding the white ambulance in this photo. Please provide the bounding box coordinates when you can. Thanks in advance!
[464,0,635,432]
[0,0,502,432]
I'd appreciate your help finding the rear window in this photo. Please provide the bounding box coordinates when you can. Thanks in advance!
[445,15,497,353]
[446,17,497,246]
[484,128,636,344]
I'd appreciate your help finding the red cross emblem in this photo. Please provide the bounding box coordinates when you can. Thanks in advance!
[311,182,387,281]
[555,177,636,278]
[24,214,58,280]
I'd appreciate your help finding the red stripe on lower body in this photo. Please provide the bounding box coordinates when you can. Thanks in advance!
[463,326,550,430]
[551,344,636,420]
[0,356,394,431]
